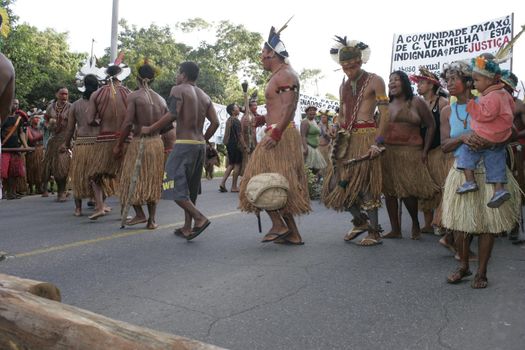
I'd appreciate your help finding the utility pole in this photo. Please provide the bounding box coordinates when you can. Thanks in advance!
[110,0,119,63]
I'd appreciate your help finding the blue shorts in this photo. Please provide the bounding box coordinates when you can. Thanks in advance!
[456,144,507,183]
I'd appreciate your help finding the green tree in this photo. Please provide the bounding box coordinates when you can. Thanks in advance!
[3,24,84,108]
[107,20,191,98]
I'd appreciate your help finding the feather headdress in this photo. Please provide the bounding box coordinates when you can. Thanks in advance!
[105,52,131,81]
[266,16,294,61]
[471,53,501,79]
[330,36,371,65]
[500,69,518,91]
[410,66,441,86]
[75,55,105,92]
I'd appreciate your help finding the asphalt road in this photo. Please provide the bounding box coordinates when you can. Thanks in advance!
[1,179,524,350]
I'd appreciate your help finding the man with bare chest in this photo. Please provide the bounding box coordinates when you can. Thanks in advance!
[62,74,100,216]
[322,37,390,246]
[142,61,219,239]
[239,24,311,245]
[87,63,131,219]
[114,62,167,229]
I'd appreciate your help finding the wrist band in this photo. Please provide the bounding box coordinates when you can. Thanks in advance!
[270,127,282,142]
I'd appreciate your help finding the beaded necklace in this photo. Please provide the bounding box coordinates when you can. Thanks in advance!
[455,103,469,129]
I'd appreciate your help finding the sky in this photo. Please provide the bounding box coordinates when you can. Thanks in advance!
[11,1,525,98]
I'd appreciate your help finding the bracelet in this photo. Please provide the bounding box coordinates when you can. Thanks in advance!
[270,127,282,142]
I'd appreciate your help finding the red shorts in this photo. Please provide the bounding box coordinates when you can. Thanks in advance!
[1,152,26,179]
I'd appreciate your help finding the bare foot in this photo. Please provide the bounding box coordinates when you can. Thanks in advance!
[126,216,147,226]
[471,273,488,289]
[447,267,472,284]
[382,231,402,239]
[230,188,240,193]
[174,227,191,237]
[147,220,158,230]
[89,210,105,220]
[103,206,112,213]
[74,208,82,217]
[41,191,49,198]
[56,193,67,202]
[261,230,290,243]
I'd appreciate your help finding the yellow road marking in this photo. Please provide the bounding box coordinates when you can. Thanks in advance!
[14,210,239,258]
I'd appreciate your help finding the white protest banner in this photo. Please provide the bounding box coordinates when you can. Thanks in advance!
[391,14,513,76]
[298,93,339,113]
[202,93,339,145]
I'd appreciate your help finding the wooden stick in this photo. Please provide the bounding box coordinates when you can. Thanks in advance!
[1,147,35,152]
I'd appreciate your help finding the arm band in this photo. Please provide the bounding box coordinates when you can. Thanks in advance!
[376,95,389,106]
[276,85,298,94]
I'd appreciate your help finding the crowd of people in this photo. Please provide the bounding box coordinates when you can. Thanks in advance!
[2,12,525,289]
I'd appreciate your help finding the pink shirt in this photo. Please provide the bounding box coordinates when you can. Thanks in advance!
[467,84,515,143]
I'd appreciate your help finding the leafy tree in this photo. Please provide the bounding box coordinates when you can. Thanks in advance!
[111,18,265,105]
[2,24,84,108]
[106,20,191,98]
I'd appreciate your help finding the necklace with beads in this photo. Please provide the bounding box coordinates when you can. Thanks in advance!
[455,103,469,129]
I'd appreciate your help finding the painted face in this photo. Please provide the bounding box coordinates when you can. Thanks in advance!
[260,47,274,71]
[341,58,362,80]
[472,72,494,94]
[57,88,69,102]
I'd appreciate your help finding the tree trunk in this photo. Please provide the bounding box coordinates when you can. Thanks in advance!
[0,273,61,301]
[0,287,226,350]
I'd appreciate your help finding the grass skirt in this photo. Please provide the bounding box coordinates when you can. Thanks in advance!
[239,128,311,216]
[26,145,44,186]
[419,148,455,211]
[322,129,381,211]
[441,160,521,234]
[119,136,164,206]
[89,139,121,179]
[382,144,439,199]
[43,134,71,180]
[305,145,327,170]
[69,137,97,199]
[318,143,332,177]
